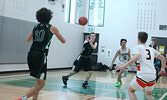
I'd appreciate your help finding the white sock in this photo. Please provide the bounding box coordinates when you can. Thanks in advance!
[22,95,28,100]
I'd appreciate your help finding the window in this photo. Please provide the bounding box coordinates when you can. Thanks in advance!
[65,0,85,24]
[88,0,105,27]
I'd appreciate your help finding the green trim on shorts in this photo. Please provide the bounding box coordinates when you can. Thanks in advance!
[37,53,46,80]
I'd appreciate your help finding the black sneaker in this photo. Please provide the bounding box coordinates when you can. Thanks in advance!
[82,83,91,89]
[62,76,68,86]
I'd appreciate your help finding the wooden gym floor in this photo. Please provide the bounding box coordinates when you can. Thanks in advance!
[0,69,167,100]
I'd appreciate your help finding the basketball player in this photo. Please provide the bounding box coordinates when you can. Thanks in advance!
[110,39,131,87]
[149,38,160,82]
[149,38,158,51]
[15,8,66,100]
[62,33,97,88]
[115,32,166,100]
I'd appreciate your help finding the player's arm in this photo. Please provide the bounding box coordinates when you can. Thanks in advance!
[128,48,131,60]
[123,54,139,68]
[84,38,89,44]
[110,50,120,69]
[89,42,97,49]
[115,54,139,71]
[50,25,66,44]
[26,28,33,42]
[157,55,166,75]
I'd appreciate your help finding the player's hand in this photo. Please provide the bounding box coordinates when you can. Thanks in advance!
[86,38,89,41]
[110,65,113,69]
[115,65,124,71]
[89,39,93,43]
[158,70,166,76]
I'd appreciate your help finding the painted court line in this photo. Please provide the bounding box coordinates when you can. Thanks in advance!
[0,71,69,80]
[86,86,126,100]
[1,78,166,96]
[159,92,167,100]
[0,74,29,79]
[19,79,120,91]
[0,78,118,91]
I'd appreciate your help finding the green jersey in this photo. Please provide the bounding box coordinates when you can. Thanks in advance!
[30,23,53,54]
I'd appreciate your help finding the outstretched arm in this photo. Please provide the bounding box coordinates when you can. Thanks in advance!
[115,54,139,71]
[50,25,66,44]
[110,50,120,69]
[157,55,166,76]
[89,42,97,49]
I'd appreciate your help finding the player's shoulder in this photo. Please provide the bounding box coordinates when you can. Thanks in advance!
[34,23,39,28]
[45,23,52,27]
[117,49,121,53]
[133,45,141,49]
[133,44,148,51]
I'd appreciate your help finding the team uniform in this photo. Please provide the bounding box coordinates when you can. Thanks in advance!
[118,48,130,76]
[149,44,161,82]
[28,23,53,80]
[118,48,130,64]
[73,42,93,72]
[130,44,160,91]
[149,44,158,63]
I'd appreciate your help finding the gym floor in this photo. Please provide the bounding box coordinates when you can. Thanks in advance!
[0,70,167,100]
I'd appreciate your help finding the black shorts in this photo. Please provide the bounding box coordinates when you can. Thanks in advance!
[73,55,92,72]
[27,50,47,80]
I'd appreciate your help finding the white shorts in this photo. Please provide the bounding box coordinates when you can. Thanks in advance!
[117,61,128,70]
[130,74,156,91]
[117,61,127,65]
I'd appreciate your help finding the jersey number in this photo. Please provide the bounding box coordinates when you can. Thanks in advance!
[123,56,127,60]
[34,30,45,42]
[146,49,151,60]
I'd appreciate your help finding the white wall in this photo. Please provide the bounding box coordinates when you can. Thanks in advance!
[1,0,167,71]
[84,0,167,66]
[0,0,85,71]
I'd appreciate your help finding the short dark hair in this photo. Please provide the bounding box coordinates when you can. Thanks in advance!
[90,32,95,35]
[120,39,127,46]
[138,32,148,43]
[36,7,53,23]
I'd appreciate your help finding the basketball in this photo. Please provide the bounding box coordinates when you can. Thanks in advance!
[78,16,88,26]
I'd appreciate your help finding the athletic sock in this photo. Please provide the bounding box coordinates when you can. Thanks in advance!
[21,95,28,100]
[84,81,88,84]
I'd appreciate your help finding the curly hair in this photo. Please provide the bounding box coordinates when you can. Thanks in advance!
[36,7,53,23]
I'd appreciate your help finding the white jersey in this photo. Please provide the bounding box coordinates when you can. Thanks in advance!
[132,44,160,76]
[119,48,129,63]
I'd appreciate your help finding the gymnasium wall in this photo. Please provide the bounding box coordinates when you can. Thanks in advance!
[0,0,85,71]
[84,0,167,66]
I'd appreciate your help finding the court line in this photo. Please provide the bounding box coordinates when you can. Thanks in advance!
[0,71,70,80]
[2,79,163,96]
[0,78,124,91]
[159,92,167,100]
[0,74,129,91]
[1,79,166,99]
[1,73,167,99]
[0,74,29,79]
[1,83,164,98]
[86,86,126,100]
[0,75,128,87]
[20,79,125,91]
[1,76,167,94]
